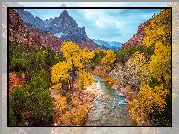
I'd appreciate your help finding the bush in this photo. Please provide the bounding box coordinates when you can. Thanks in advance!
[9,87,27,119]
[29,71,55,126]
[30,89,54,126]
[60,105,88,126]
[9,71,55,126]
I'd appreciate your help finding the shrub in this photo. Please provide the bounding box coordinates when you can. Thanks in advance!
[9,71,55,126]
[9,87,27,120]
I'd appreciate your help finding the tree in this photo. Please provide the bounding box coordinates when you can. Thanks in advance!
[125,51,149,87]
[92,47,106,65]
[9,71,54,126]
[128,9,171,126]
[101,49,116,71]
[142,9,171,88]
[51,41,95,92]
[142,9,171,47]
[129,84,169,125]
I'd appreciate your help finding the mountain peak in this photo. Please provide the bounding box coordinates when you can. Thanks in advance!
[61,10,69,16]
[14,8,98,50]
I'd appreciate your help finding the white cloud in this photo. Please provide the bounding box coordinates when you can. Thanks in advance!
[95,20,104,28]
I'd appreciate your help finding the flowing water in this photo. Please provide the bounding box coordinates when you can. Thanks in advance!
[84,75,132,126]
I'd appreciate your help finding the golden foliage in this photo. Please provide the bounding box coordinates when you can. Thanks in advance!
[128,9,171,125]
[129,84,169,125]
[51,61,70,84]
[51,41,95,91]
[142,9,171,47]
[127,51,149,86]
[149,41,171,85]
[60,104,88,126]
[101,49,116,71]
[77,70,94,89]
[101,49,116,65]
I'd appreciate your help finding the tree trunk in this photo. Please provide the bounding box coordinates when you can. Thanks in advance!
[70,60,75,93]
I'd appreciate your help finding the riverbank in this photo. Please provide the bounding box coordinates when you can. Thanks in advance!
[49,82,100,126]
[49,74,133,126]
[90,65,136,103]
[84,83,99,97]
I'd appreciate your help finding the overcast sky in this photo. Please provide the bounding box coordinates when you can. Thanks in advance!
[18,2,168,43]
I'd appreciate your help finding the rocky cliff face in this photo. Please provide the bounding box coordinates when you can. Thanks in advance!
[45,10,80,35]
[15,9,98,50]
[120,21,150,49]
[15,9,46,31]
[9,9,63,51]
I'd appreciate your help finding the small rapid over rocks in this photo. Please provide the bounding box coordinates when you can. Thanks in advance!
[84,76,132,126]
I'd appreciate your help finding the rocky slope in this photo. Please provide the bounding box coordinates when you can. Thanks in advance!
[120,21,150,49]
[9,9,63,51]
[15,9,46,31]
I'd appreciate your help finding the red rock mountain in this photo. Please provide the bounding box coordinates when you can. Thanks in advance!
[15,9,99,50]
[9,9,63,51]
[120,21,150,50]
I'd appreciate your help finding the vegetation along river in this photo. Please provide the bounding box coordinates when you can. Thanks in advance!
[84,75,132,126]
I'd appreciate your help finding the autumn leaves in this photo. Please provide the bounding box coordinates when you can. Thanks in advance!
[128,9,171,126]
[51,41,95,92]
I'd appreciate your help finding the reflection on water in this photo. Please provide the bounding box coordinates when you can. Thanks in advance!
[84,75,132,126]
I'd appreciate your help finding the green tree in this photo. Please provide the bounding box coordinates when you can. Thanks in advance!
[9,71,54,126]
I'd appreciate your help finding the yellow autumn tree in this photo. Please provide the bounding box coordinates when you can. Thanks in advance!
[128,9,171,126]
[101,49,116,71]
[129,84,169,125]
[150,41,171,85]
[126,51,149,86]
[142,9,171,87]
[51,61,70,89]
[51,41,95,92]
[142,9,171,47]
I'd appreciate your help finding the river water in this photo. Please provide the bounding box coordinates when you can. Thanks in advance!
[83,76,132,126]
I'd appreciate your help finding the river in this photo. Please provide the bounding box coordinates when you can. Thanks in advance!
[83,75,132,126]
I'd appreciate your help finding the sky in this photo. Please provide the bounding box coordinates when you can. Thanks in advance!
[18,2,168,43]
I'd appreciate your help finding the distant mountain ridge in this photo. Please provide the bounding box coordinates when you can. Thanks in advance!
[92,39,122,50]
